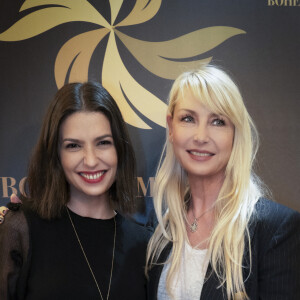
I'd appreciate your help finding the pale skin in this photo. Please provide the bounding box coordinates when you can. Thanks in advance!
[1,97,235,241]
[168,92,235,249]
[59,111,117,219]
[0,111,118,221]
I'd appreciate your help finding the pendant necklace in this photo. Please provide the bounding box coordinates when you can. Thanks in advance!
[66,207,116,300]
[188,204,214,233]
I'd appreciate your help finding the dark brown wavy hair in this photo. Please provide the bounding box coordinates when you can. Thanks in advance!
[22,82,136,219]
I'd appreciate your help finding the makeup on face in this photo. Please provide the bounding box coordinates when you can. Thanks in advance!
[59,111,118,203]
[168,92,234,180]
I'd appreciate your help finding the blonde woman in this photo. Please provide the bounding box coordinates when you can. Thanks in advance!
[146,65,300,300]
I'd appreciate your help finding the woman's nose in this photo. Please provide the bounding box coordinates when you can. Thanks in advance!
[193,124,209,143]
[83,148,98,167]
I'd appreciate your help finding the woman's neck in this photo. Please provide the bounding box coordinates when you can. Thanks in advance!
[186,174,225,248]
[67,194,115,219]
[188,172,225,214]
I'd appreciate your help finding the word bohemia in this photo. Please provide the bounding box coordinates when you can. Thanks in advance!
[0,176,155,199]
[268,0,300,6]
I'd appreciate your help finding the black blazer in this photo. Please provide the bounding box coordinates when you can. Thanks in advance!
[147,199,300,299]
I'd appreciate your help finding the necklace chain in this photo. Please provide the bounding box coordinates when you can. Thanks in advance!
[66,208,116,300]
[188,204,214,233]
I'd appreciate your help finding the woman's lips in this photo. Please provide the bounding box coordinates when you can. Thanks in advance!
[78,171,106,183]
[187,150,214,161]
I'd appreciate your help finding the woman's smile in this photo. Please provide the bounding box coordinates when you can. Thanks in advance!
[79,170,107,183]
[187,149,215,161]
[59,111,118,203]
[167,92,234,180]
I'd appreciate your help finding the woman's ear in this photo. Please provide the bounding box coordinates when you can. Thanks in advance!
[167,114,173,143]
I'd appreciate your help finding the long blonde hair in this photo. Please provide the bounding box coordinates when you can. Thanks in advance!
[146,65,264,299]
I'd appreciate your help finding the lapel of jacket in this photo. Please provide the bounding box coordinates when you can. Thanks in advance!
[147,242,172,300]
[200,211,258,300]
[148,208,258,300]
[200,263,226,299]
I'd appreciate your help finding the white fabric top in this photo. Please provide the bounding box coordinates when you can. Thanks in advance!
[157,242,209,300]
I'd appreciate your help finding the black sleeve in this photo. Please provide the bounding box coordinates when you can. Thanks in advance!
[0,209,29,300]
[258,207,300,299]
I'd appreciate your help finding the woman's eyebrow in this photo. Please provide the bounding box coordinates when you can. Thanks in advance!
[62,134,113,143]
[176,108,196,114]
[94,134,113,141]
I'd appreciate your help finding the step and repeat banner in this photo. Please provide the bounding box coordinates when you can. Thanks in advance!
[0,0,299,223]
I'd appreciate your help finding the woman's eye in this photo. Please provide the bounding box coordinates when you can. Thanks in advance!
[66,143,79,149]
[98,140,112,146]
[212,118,225,126]
[181,115,194,123]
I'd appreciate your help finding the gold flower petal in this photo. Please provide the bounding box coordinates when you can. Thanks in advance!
[116,26,245,79]
[109,0,124,25]
[0,0,109,41]
[116,0,162,27]
[20,0,110,27]
[103,31,167,129]
[55,28,110,88]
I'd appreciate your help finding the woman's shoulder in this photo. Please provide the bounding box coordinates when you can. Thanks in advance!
[0,203,30,255]
[254,198,300,223]
[252,198,300,240]
[118,214,153,242]
[1,203,28,232]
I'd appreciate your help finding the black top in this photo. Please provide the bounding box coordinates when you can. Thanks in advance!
[0,206,152,300]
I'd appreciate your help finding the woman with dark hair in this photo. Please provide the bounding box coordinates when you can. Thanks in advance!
[0,82,151,300]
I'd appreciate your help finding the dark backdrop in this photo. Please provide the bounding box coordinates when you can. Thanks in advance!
[1,0,299,223]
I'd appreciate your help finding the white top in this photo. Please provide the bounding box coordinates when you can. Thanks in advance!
[157,242,209,300]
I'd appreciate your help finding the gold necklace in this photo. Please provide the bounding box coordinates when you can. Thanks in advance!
[66,208,116,300]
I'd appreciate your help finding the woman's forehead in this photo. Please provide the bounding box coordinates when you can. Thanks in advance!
[174,89,224,114]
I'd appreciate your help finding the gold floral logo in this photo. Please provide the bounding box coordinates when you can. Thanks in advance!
[0,0,245,129]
